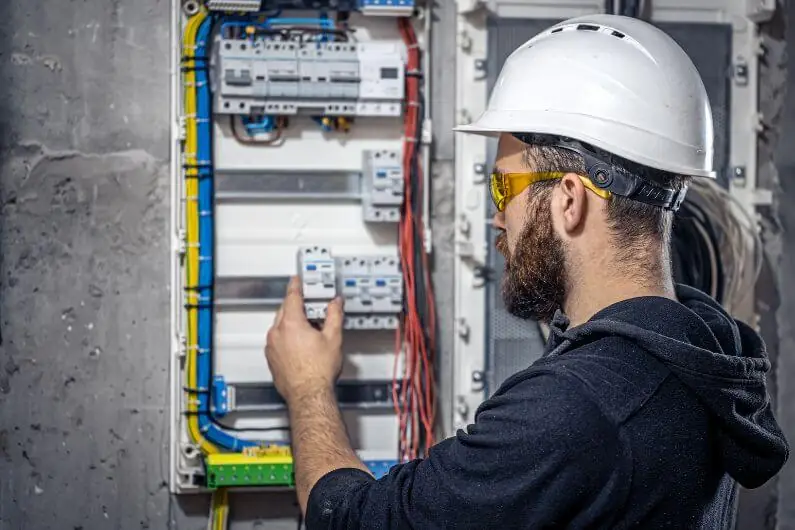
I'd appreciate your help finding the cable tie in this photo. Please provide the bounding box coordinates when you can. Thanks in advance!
[184,284,214,292]
[181,55,209,63]
[183,302,213,309]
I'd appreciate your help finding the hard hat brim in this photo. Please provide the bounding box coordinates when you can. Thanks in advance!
[453,110,716,179]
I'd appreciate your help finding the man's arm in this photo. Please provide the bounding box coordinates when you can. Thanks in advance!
[287,385,370,512]
[265,277,369,513]
[303,370,631,529]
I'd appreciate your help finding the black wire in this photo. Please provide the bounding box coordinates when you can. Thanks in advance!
[672,197,725,303]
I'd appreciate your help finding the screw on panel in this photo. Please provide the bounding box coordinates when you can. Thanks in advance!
[183,0,201,16]
[733,166,747,187]
[734,58,749,86]
[456,396,470,419]
[473,163,486,184]
[457,318,471,342]
[471,370,485,391]
[474,59,487,81]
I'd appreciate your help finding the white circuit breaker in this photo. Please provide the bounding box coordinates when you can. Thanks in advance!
[340,255,402,329]
[362,149,404,222]
[298,246,338,321]
[213,39,405,117]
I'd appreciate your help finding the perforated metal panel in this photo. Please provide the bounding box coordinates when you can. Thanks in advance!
[484,17,733,396]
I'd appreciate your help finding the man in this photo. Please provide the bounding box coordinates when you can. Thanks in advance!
[265,14,788,529]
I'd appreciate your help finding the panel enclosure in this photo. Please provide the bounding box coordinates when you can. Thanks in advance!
[452,0,771,431]
[170,1,430,493]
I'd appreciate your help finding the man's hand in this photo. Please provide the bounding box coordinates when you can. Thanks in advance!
[265,276,344,404]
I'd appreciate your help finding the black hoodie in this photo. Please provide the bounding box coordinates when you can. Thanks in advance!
[307,285,788,529]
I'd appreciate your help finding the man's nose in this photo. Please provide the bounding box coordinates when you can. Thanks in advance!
[492,211,506,231]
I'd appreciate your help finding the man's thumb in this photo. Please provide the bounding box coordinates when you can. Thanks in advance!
[322,297,344,339]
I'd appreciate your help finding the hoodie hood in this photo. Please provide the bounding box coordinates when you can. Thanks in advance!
[545,284,789,489]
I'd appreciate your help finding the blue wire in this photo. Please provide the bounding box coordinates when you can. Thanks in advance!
[194,15,283,451]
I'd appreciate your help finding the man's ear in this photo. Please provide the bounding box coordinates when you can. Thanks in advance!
[556,173,588,235]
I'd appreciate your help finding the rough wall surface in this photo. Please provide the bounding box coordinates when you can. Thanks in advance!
[0,0,458,529]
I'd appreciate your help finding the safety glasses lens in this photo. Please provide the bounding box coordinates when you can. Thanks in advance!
[490,173,507,212]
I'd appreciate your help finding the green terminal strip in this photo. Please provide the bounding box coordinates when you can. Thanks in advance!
[206,460,295,489]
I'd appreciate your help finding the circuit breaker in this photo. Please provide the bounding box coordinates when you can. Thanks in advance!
[213,39,405,117]
[298,246,338,321]
[296,249,402,329]
[362,149,404,222]
[340,255,402,329]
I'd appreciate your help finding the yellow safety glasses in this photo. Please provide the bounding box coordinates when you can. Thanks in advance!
[489,171,612,212]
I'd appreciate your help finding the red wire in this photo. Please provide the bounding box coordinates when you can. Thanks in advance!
[395,17,436,461]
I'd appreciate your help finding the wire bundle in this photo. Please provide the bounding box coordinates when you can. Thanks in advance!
[673,179,761,313]
[394,17,437,462]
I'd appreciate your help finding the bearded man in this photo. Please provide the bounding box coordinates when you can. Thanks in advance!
[265,15,788,529]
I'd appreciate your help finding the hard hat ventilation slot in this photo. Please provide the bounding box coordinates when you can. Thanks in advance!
[611,31,626,39]
[576,24,600,31]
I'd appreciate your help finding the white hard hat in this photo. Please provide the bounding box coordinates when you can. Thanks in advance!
[455,14,715,179]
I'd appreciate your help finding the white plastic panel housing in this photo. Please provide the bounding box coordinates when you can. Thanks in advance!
[171,4,429,494]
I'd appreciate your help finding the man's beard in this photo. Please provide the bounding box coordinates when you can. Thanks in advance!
[496,195,567,323]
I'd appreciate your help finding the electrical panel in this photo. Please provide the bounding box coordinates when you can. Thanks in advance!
[213,39,405,117]
[171,0,432,507]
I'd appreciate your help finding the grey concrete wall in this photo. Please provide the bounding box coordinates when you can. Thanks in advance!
[0,0,458,529]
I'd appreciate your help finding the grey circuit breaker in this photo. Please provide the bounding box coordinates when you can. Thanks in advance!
[297,246,337,321]
[362,149,404,223]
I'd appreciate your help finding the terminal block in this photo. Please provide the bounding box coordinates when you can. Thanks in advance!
[206,453,294,489]
[298,247,337,321]
[360,0,415,16]
[206,453,397,489]
[205,0,413,15]
[212,38,404,117]
[206,0,263,11]
[362,149,404,223]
